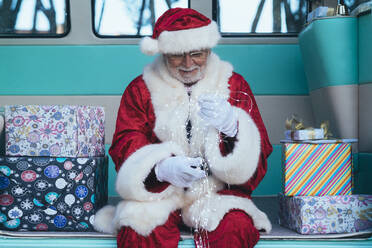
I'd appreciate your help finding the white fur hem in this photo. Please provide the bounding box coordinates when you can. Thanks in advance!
[183,176,224,206]
[115,193,183,236]
[93,205,117,234]
[204,107,261,185]
[115,142,185,201]
[182,194,272,233]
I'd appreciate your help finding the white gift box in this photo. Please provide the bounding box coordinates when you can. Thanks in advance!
[284,128,324,141]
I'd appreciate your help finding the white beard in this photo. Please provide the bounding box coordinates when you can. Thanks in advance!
[166,61,206,85]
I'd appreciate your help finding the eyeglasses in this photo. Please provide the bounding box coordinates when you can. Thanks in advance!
[165,50,210,65]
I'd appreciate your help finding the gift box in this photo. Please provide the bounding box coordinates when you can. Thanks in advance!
[306,6,335,23]
[282,141,352,196]
[284,129,324,141]
[5,105,105,157]
[278,194,372,234]
[0,156,108,231]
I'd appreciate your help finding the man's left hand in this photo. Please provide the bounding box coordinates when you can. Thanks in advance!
[198,95,237,137]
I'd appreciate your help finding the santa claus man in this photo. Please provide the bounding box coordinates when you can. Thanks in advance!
[94,8,273,248]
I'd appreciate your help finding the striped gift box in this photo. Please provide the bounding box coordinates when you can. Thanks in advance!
[282,142,352,196]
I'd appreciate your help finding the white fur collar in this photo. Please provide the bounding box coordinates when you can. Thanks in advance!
[142,53,233,156]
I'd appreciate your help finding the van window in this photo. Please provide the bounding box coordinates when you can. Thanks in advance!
[0,0,70,37]
[93,0,189,37]
[214,0,308,36]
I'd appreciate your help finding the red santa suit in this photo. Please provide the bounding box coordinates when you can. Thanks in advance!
[93,7,273,248]
[94,53,273,247]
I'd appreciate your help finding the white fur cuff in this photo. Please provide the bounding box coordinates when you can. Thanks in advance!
[115,142,184,201]
[204,107,261,185]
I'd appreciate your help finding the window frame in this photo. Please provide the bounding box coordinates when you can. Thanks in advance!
[0,0,71,39]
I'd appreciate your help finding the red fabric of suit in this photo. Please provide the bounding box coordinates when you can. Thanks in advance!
[105,54,272,248]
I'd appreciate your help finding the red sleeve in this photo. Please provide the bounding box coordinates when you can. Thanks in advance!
[108,77,169,192]
[220,73,273,194]
[109,76,155,170]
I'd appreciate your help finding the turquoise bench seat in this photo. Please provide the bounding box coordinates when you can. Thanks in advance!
[1,196,371,248]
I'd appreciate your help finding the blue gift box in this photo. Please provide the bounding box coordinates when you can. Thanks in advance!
[0,156,108,231]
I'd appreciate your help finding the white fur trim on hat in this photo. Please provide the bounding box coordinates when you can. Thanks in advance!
[140,36,159,56]
[140,21,220,55]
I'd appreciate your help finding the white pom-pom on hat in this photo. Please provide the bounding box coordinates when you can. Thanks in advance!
[140,36,159,56]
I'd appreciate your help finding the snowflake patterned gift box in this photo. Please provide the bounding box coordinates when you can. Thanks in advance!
[5,105,105,157]
[278,194,372,234]
[0,156,108,231]
[281,140,353,196]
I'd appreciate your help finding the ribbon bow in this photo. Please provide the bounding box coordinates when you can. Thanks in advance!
[285,115,332,139]
[285,115,305,131]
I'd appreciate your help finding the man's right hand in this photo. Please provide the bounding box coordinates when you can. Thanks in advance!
[155,156,206,188]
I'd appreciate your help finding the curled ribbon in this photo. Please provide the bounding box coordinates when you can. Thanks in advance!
[320,121,332,139]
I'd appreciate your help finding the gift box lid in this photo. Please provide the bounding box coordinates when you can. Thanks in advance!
[284,129,324,141]
[280,138,358,144]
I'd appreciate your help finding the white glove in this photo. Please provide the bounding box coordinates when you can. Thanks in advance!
[155,156,206,188]
[198,95,238,137]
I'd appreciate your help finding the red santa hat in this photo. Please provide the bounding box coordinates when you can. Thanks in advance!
[140,8,220,55]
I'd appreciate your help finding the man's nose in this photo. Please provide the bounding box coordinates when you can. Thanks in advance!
[183,54,194,68]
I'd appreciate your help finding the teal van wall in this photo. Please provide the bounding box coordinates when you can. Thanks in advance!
[354,153,372,194]
[359,11,372,84]
[215,44,308,95]
[0,44,308,95]
[298,17,358,91]
[299,12,372,87]
[0,45,148,95]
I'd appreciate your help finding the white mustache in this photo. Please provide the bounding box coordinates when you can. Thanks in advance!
[177,65,200,72]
